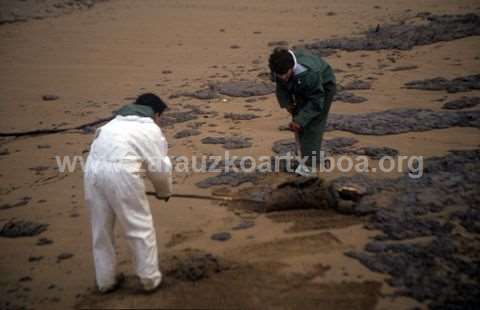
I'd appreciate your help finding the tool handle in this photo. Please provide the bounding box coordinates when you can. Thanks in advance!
[146,191,234,202]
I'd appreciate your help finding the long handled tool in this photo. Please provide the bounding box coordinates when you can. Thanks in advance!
[145,191,263,203]
[294,131,302,158]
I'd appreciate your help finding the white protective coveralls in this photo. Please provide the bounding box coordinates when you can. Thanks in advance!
[84,115,172,291]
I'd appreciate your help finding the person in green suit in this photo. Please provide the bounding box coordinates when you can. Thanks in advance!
[269,48,336,175]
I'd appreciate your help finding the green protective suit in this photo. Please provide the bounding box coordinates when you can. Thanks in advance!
[274,49,336,165]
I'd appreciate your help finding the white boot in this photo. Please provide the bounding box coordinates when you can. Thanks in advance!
[98,273,125,294]
[295,164,315,177]
[141,274,162,293]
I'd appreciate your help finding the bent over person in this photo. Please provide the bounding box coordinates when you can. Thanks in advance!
[269,48,336,175]
[84,93,172,293]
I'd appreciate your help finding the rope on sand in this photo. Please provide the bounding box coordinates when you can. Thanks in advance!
[0,116,114,138]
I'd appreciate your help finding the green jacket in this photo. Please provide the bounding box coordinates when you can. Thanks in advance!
[275,50,336,127]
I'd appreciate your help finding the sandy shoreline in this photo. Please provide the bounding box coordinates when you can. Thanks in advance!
[1,1,479,309]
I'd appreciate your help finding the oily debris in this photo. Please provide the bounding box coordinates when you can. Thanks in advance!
[165,250,228,282]
[326,108,480,135]
[272,137,398,159]
[302,13,480,52]
[442,96,480,110]
[176,80,275,99]
[0,220,48,238]
[195,171,262,189]
[334,150,480,308]
[201,136,253,149]
[404,74,480,93]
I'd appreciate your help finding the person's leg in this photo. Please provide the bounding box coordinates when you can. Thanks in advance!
[299,82,336,168]
[107,169,162,291]
[84,171,118,292]
[300,118,327,168]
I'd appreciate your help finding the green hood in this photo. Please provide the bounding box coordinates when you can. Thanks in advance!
[114,103,155,118]
[295,49,336,84]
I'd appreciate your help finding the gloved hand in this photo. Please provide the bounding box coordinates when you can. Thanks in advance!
[289,121,302,133]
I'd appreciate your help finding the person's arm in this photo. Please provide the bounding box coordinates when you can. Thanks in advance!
[276,82,294,110]
[293,75,326,128]
[140,127,173,200]
[293,96,324,128]
[148,157,172,200]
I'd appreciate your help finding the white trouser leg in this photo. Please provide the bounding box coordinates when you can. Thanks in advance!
[108,170,162,288]
[85,174,117,291]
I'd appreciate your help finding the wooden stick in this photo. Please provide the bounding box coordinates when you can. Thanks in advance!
[145,191,263,203]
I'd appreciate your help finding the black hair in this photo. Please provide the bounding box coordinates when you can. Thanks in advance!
[268,48,294,75]
[135,93,167,114]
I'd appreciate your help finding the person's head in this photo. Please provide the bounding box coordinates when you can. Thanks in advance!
[269,48,294,82]
[135,93,168,126]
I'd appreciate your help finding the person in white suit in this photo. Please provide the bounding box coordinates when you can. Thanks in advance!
[84,93,172,293]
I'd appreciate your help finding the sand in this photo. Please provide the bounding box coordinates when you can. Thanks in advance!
[0,0,479,309]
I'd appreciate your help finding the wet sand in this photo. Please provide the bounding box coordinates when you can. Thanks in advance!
[0,1,479,309]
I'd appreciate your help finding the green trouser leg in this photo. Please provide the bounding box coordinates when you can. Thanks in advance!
[299,115,328,167]
[299,83,336,167]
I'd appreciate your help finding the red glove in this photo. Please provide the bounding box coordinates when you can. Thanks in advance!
[289,121,302,133]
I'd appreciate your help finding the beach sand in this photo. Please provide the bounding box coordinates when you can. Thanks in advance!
[1,1,479,309]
